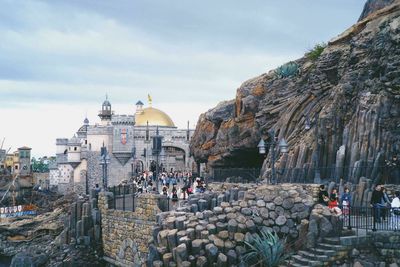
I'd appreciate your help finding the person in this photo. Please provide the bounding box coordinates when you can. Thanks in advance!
[162,186,168,196]
[171,186,178,202]
[391,191,400,230]
[328,188,339,210]
[370,184,384,223]
[381,187,391,221]
[341,187,352,216]
[318,185,329,206]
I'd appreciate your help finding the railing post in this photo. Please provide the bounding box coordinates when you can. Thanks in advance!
[372,205,377,232]
[122,185,126,211]
[347,205,352,230]
[113,186,116,209]
[132,191,135,212]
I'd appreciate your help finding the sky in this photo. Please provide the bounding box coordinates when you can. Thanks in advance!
[0,0,365,157]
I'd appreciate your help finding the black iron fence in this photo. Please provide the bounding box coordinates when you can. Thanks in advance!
[107,184,179,212]
[211,168,261,183]
[108,184,137,212]
[340,206,400,232]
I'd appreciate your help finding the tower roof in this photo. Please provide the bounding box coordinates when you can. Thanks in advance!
[136,100,144,105]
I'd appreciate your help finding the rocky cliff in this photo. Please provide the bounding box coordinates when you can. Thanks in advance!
[359,0,395,21]
[190,0,400,184]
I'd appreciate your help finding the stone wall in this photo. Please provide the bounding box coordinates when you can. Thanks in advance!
[370,231,400,264]
[148,183,319,266]
[98,192,164,267]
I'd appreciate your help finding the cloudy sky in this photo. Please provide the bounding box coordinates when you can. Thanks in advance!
[0,0,365,157]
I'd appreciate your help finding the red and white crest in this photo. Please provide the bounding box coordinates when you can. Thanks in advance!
[121,129,127,145]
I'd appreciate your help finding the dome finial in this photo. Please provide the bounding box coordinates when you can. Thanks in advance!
[148,94,152,107]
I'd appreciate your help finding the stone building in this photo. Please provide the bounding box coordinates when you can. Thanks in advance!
[53,97,195,194]
[1,147,32,176]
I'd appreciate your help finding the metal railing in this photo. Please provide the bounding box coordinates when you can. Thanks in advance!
[107,184,180,212]
[211,168,261,183]
[108,184,137,212]
[340,206,400,232]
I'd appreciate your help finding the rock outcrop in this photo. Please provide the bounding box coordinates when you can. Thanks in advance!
[190,0,400,184]
[359,0,395,21]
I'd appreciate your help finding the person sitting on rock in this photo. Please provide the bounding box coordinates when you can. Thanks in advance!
[318,185,329,206]
[328,188,339,209]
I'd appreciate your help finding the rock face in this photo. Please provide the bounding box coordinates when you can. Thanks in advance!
[190,0,400,184]
[359,0,395,21]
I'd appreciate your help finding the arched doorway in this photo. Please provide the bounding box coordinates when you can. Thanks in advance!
[162,146,186,172]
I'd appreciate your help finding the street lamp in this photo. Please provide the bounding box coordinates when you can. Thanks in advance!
[152,126,163,191]
[99,144,111,191]
[305,113,321,183]
[258,129,288,184]
[131,147,136,179]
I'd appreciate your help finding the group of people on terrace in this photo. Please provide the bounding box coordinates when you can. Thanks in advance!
[318,183,400,229]
[128,170,206,201]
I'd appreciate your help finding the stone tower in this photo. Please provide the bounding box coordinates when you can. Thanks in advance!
[18,146,31,176]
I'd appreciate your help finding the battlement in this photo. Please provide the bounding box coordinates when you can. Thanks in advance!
[111,115,135,125]
[56,138,69,146]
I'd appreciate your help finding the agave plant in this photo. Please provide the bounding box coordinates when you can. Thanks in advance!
[274,61,299,79]
[241,229,286,267]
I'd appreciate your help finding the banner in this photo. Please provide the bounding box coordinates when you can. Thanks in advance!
[0,204,37,218]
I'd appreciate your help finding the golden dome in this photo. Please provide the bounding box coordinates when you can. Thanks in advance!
[135,107,175,127]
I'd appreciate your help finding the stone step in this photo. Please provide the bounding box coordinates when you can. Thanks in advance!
[308,248,337,257]
[298,250,329,261]
[292,255,322,266]
[317,243,348,251]
[322,237,340,245]
[286,262,309,267]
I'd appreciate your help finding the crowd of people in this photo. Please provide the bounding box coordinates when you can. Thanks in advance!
[318,184,400,229]
[127,170,206,202]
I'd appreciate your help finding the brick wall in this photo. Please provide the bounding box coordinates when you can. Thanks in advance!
[98,192,163,267]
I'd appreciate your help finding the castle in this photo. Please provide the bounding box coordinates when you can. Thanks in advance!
[50,97,195,194]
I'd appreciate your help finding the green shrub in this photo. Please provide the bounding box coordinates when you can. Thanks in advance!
[274,61,299,79]
[242,228,287,267]
[306,43,326,61]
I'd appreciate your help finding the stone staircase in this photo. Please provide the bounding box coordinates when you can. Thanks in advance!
[284,232,367,267]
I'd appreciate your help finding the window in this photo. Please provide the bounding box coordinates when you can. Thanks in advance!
[74,147,77,151]
[85,140,87,145]
[15,165,18,170]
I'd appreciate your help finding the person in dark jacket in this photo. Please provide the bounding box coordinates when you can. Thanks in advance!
[370,184,384,223]
[318,185,329,206]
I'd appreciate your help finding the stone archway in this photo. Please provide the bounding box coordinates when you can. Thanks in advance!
[116,238,144,267]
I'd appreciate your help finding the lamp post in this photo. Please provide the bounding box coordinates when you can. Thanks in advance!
[131,147,137,179]
[258,129,288,185]
[305,113,321,183]
[100,144,111,191]
[152,126,163,191]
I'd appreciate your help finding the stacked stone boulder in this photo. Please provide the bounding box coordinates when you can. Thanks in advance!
[305,204,343,248]
[149,183,317,266]
[55,192,102,247]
